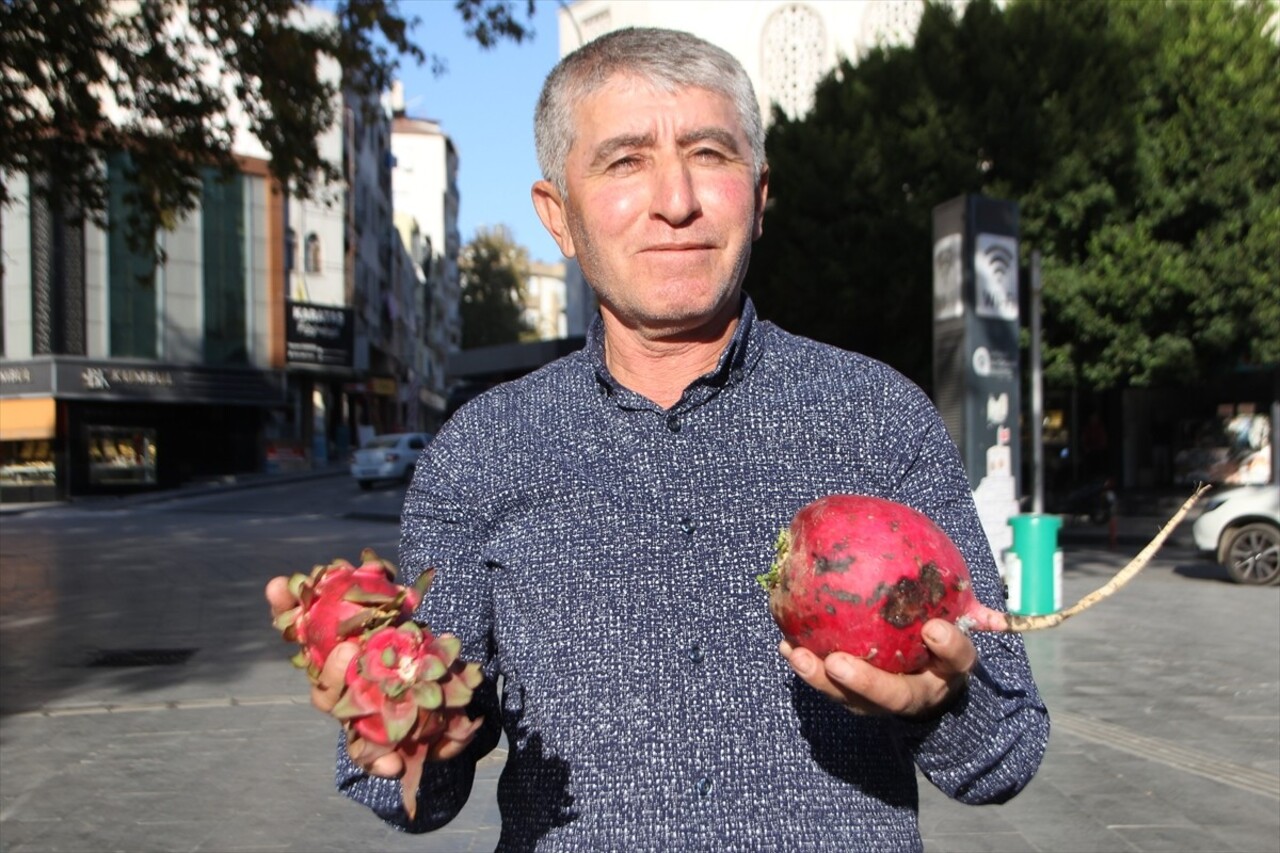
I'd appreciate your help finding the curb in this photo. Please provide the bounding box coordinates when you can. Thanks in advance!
[0,465,348,516]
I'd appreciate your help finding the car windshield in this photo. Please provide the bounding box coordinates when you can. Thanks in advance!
[365,436,401,449]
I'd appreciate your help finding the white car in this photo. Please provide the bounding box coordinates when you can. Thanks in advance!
[349,432,432,490]
[1192,484,1280,585]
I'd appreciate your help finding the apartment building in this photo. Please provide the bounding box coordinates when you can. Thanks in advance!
[0,6,424,501]
[389,87,464,431]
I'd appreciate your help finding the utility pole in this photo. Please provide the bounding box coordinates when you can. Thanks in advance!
[1030,250,1045,514]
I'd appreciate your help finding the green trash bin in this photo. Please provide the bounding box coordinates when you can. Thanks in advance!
[1005,514,1063,616]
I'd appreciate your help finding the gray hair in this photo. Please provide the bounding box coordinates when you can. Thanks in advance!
[534,27,766,196]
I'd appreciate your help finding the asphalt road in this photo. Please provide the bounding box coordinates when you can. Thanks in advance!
[1,473,1276,852]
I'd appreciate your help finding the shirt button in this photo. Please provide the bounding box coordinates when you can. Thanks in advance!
[696,776,713,797]
[688,643,705,663]
[666,414,681,433]
[679,516,695,534]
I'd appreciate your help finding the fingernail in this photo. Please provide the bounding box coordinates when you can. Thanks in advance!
[826,657,851,680]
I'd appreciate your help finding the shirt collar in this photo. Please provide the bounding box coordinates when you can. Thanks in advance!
[587,294,764,409]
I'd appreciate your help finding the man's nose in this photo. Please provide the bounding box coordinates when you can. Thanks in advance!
[649,156,701,226]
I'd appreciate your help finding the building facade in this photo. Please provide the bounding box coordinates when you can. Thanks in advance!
[558,0,941,121]
[523,261,568,341]
[389,91,464,431]
[0,160,291,502]
[0,5,424,502]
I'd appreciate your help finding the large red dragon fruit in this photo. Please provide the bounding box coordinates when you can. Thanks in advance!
[760,489,1206,674]
[272,549,484,820]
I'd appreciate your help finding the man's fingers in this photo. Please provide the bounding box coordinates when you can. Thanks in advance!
[348,735,407,778]
[313,641,358,713]
[921,619,977,677]
[780,641,877,713]
[265,575,296,618]
[780,634,971,718]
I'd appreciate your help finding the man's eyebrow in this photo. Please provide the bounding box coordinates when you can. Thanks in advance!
[589,133,655,167]
[677,127,742,153]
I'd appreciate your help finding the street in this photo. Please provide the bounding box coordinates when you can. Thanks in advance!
[1,475,1277,852]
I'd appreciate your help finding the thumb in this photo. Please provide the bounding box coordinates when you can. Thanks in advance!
[922,619,976,676]
[313,641,359,713]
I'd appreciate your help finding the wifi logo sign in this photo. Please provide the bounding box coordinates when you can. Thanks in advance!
[975,234,1019,321]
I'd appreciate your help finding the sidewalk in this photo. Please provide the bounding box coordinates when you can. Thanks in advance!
[2,477,1274,852]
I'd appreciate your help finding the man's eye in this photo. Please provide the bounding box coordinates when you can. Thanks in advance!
[692,148,728,163]
[607,155,642,173]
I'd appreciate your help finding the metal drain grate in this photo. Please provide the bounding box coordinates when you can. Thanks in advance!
[84,648,198,667]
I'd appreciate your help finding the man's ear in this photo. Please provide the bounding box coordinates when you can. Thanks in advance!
[752,165,770,241]
[532,180,576,258]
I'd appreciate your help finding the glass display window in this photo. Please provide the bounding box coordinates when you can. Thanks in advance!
[0,439,55,486]
[87,426,157,485]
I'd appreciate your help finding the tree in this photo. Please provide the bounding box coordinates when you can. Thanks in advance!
[459,225,531,349]
[0,0,535,254]
[746,0,1279,393]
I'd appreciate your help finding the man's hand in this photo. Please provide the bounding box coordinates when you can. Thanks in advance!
[779,618,975,719]
[263,576,478,779]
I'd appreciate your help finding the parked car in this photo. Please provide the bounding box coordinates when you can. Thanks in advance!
[349,432,432,490]
[1192,484,1280,585]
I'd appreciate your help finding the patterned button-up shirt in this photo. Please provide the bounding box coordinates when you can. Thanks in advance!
[338,297,1048,851]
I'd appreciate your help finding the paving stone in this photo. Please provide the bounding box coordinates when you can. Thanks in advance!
[2,479,1277,852]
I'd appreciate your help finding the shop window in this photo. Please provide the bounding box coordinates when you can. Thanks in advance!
[87,426,157,486]
[0,439,55,487]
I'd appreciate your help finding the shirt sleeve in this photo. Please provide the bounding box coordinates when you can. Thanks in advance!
[335,422,503,830]
[887,386,1050,804]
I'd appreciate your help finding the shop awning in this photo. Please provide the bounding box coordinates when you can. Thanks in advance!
[0,397,56,440]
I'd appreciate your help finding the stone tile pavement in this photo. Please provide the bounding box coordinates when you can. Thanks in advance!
[1,475,1276,852]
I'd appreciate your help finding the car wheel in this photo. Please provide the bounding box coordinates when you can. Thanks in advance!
[401,465,415,485]
[1221,522,1280,586]
[358,480,373,491]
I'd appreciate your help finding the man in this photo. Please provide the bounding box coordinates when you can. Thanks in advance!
[267,26,1047,850]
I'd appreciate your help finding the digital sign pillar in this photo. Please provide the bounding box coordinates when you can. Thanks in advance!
[932,195,1022,561]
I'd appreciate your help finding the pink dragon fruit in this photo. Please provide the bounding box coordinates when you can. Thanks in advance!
[273,548,431,681]
[332,623,483,746]
[272,549,484,820]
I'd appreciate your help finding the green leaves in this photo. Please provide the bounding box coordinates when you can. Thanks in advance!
[459,225,533,349]
[747,0,1279,392]
[0,0,534,260]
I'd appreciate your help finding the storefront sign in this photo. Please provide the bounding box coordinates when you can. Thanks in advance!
[0,361,53,395]
[286,300,354,368]
[0,358,284,406]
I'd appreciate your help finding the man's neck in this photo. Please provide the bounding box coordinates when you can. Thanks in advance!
[599,311,739,410]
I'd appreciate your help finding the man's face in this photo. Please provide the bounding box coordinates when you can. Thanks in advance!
[534,75,768,339]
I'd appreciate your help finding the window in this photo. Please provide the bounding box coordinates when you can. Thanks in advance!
[202,169,248,365]
[107,153,158,358]
[0,439,54,487]
[305,232,322,274]
[87,425,157,485]
[761,3,827,121]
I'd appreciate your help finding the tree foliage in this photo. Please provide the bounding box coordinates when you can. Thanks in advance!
[0,0,534,253]
[459,225,531,349]
[746,0,1279,393]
